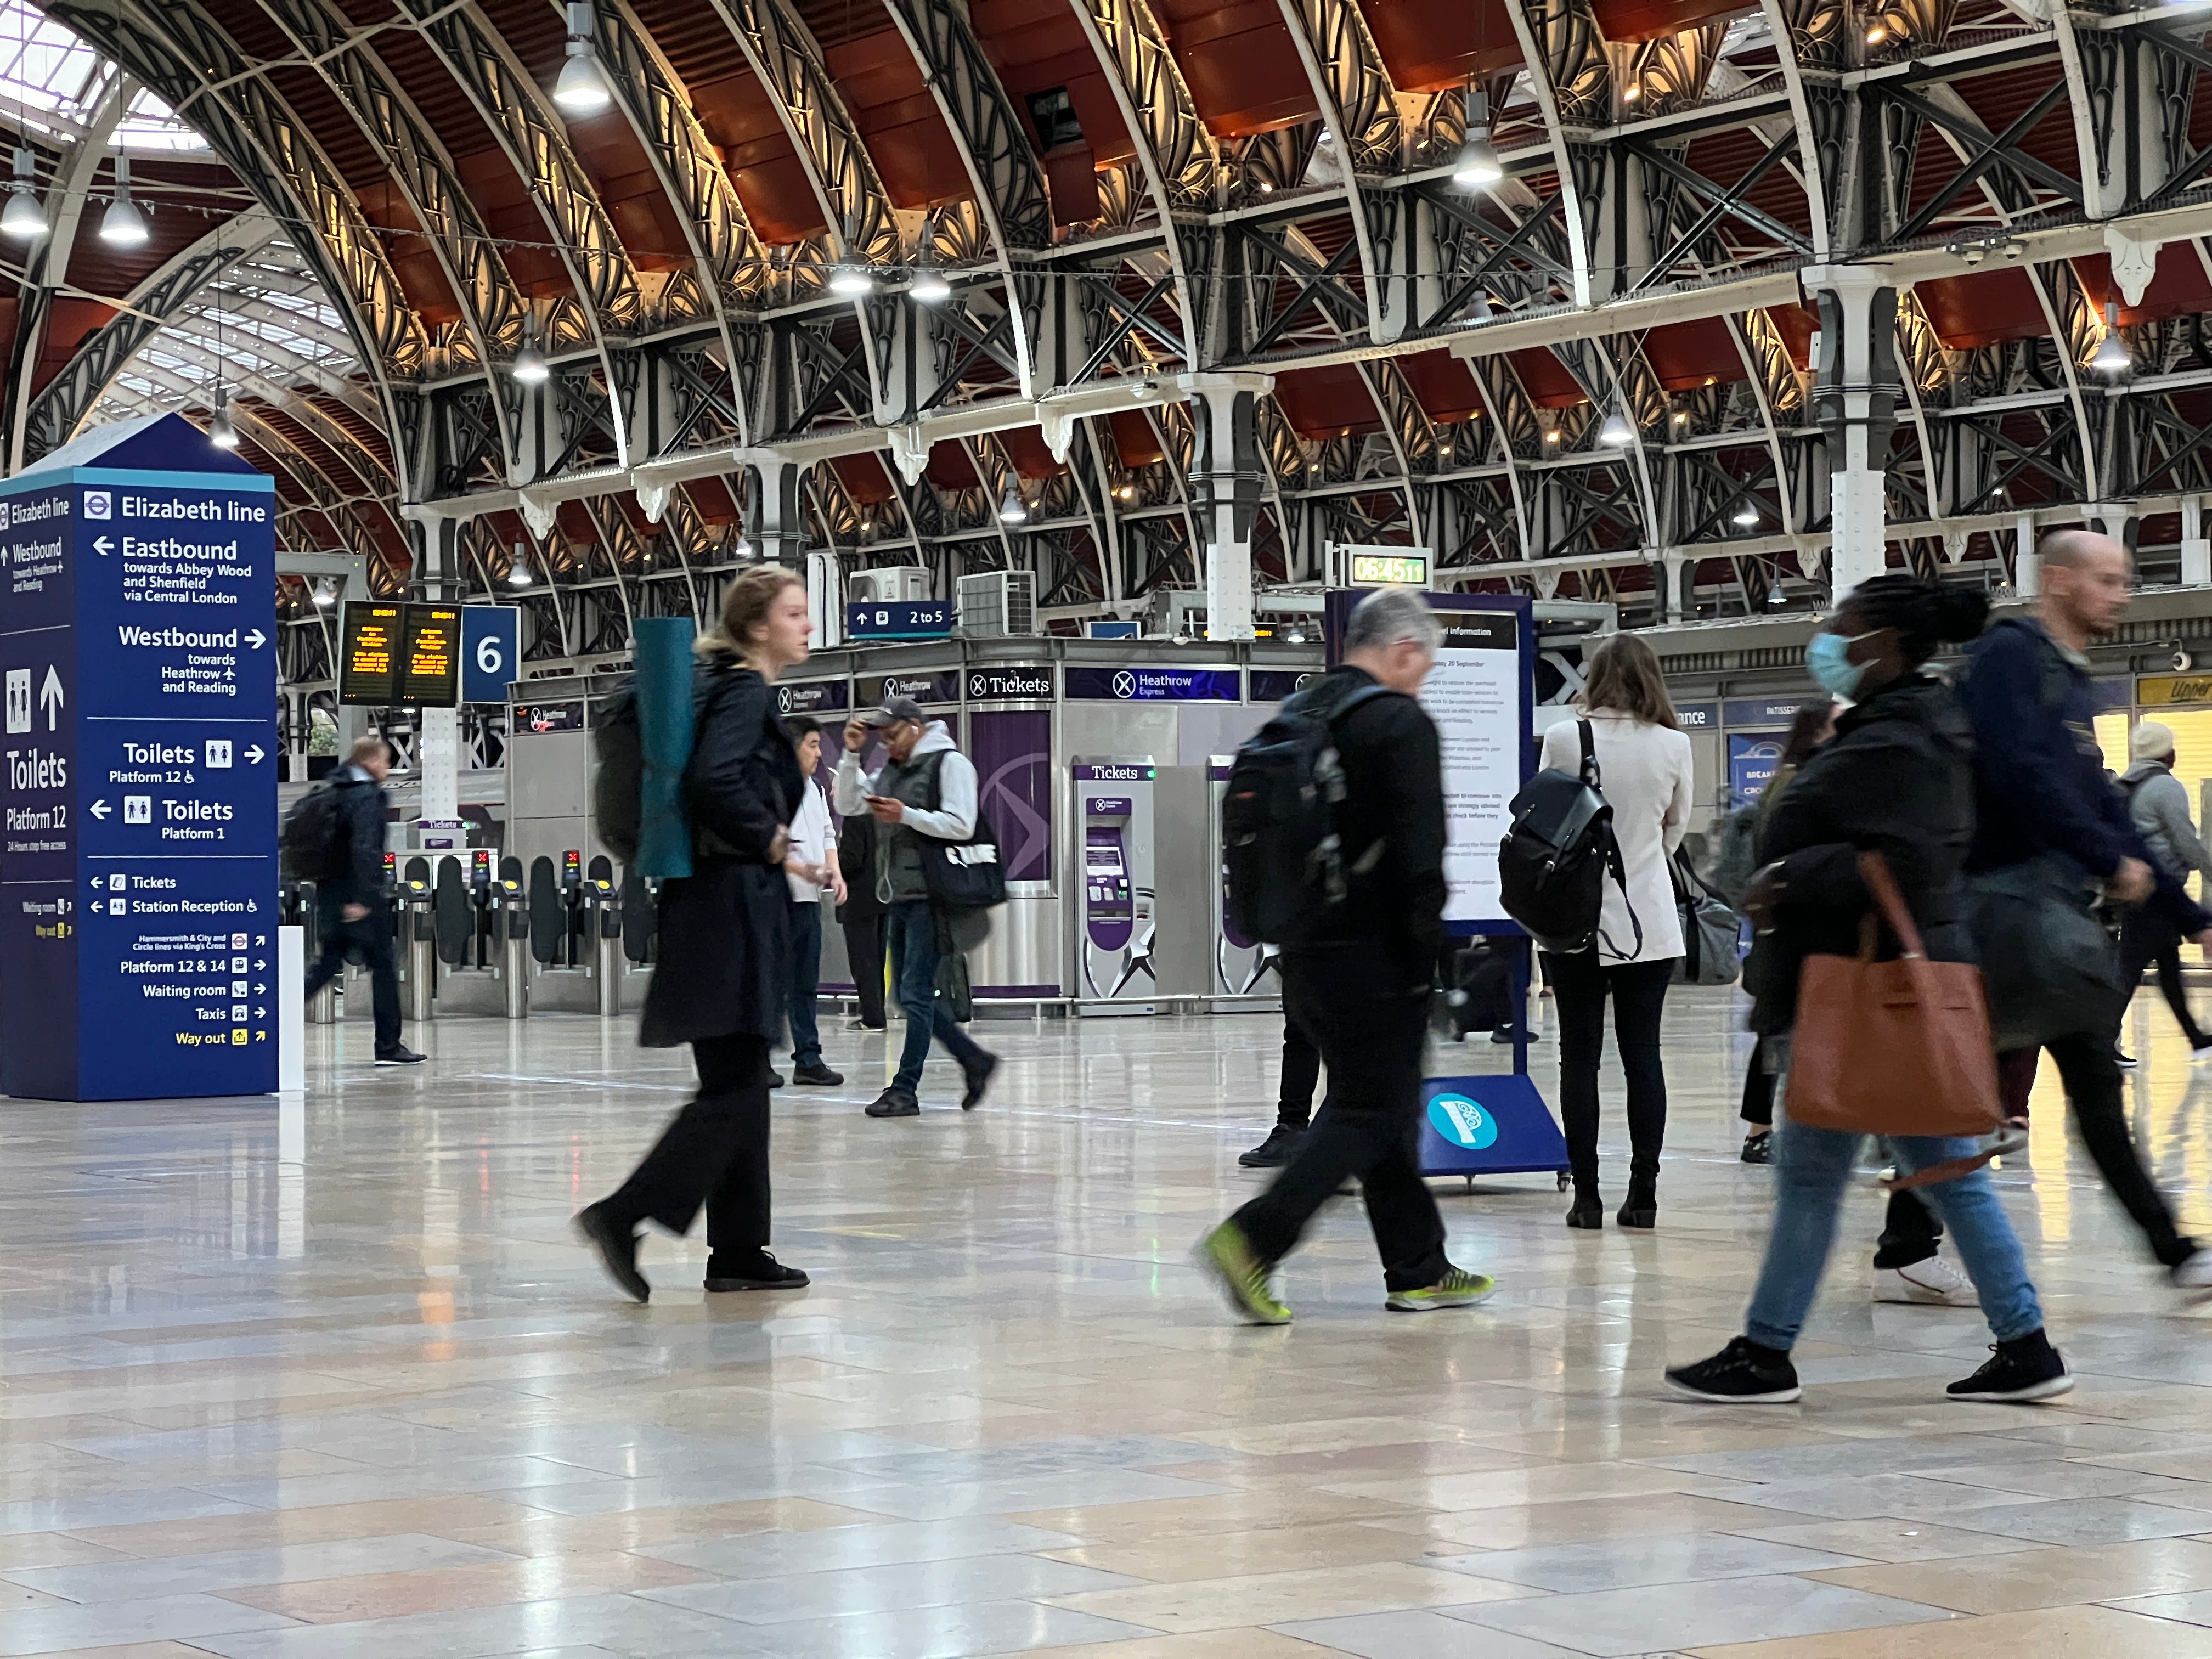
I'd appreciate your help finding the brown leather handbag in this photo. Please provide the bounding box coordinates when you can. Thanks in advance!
[1785,851,2005,1189]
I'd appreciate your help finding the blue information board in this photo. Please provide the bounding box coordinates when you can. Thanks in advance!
[0,413,278,1101]
[1065,665,1240,701]
[847,600,952,640]
[460,606,520,704]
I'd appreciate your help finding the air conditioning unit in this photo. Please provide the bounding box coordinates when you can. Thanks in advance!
[956,570,1037,638]
[848,566,932,604]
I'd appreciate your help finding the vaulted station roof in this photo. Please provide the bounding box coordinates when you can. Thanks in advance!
[5,0,2212,651]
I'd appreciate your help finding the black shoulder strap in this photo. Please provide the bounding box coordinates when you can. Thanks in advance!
[1577,717,1600,787]
[921,747,948,813]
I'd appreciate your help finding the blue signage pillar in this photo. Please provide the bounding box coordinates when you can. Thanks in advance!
[0,413,278,1101]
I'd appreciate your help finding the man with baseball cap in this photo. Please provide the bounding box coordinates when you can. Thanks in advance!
[833,695,1000,1117]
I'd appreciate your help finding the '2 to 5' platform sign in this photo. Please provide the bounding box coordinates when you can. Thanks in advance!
[0,413,279,1101]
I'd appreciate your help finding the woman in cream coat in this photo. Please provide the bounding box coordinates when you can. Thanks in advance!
[1538,633,1695,1231]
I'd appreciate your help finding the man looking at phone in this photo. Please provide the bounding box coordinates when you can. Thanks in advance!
[833,696,1000,1118]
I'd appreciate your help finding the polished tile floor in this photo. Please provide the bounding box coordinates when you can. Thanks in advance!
[10,987,2212,1656]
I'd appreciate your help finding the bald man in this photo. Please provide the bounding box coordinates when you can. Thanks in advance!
[1960,529,2212,1287]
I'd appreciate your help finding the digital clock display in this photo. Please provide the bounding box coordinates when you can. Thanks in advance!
[1350,552,1429,587]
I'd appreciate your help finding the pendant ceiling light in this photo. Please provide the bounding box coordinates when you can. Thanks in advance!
[2092,301,2130,376]
[1453,85,1503,191]
[99,155,148,247]
[208,390,239,450]
[998,480,1028,524]
[554,2,612,114]
[2,147,46,241]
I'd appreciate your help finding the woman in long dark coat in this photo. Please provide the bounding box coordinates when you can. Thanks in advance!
[575,566,812,1302]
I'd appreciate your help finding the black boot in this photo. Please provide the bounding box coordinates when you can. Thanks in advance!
[1566,1178,1604,1229]
[1618,1167,1657,1230]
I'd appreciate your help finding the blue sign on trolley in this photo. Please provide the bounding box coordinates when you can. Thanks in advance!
[0,413,279,1101]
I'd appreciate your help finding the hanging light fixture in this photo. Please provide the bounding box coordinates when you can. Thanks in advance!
[510,541,533,586]
[2092,301,2130,375]
[998,479,1028,524]
[313,579,335,608]
[2,147,46,241]
[735,533,754,559]
[1461,290,1495,325]
[208,390,239,450]
[1598,401,1634,446]
[554,1,612,114]
[512,318,549,385]
[908,219,950,303]
[99,155,148,247]
[1768,580,1787,607]
[1733,498,1759,527]
[828,262,874,297]
[1452,85,1503,190]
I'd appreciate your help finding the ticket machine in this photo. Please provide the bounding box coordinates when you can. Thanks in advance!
[1072,760,1158,1010]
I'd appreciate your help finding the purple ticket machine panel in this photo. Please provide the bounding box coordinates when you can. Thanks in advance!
[1073,761,1156,1005]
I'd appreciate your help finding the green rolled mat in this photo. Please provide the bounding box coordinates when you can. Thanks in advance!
[633,615,698,879]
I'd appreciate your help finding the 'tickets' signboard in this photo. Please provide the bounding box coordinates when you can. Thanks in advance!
[0,413,279,1101]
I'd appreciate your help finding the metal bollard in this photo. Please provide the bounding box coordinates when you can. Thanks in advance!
[500,879,529,1019]
[295,883,337,1024]
[590,879,622,1016]
[403,880,437,1024]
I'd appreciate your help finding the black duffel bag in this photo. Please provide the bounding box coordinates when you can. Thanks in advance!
[1966,854,2126,1051]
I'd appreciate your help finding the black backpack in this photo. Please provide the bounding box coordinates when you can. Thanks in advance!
[280,782,351,882]
[1222,678,1391,947]
[1497,719,1640,956]
[913,751,1006,913]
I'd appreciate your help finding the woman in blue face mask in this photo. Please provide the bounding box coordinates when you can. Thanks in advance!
[1667,576,2073,1407]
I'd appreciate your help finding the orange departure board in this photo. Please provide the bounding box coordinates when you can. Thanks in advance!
[338,602,400,707]
[401,604,461,707]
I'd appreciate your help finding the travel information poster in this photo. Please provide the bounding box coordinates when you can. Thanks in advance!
[0,413,278,1099]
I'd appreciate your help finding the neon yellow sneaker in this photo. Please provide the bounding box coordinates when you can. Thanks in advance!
[1386,1267,1497,1312]
[1196,1221,1291,1325]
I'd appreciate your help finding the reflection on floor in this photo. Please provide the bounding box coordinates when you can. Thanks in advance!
[8,989,2212,1655]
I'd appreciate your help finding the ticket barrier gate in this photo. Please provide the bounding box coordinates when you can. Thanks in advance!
[399,858,437,1024]
[427,850,532,1018]
[527,850,629,1013]
[287,882,337,1025]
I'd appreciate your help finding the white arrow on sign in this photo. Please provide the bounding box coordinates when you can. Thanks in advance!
[254,982,266,994]
[93,535,114,557]
[245,744,266,764]
[88,799,110,820]
[38,666,61,732]
[244,629,267,648]
[253,958,266,969]
[88,900,103,914]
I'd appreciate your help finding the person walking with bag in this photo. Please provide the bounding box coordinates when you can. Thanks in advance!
[1667,577,2072,1405]
[834,697,1001,1118]
[2117,719,2212,1062]
[1960,531,2212,1289]
[1540,633,1694,1230]
[777,715,844,1087]
[572,567,814,1302]
[1196,588,1494,1323]
[1738,699,1833,1164]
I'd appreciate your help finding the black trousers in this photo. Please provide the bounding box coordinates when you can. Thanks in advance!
[2119,907,2208,1047]
[1274,1014,1322,1129]
[1545,949,1674,1184]
[2015,1031,2196,1267]
[1233,949,1449,1292]
[1873,1186,1944,1270]
[303,894,401,1055]
[842,915,887,1029]
[603,1031,774,1271]
[1741,1033,1776,1128]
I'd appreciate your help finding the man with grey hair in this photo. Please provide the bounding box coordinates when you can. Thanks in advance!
[1198,585,1493,1322]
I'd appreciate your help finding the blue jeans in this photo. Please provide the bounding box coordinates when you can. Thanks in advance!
[1745,1119,2042,1351]
[884,899,983,1094]
[787,901,822,1069]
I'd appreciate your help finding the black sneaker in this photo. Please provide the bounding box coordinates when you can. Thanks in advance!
[1239,1125,1306,1169]
[960,1052,999,1110]
[768,1070,787,1089]
[1948,1331,2074,1402]
[375,1045,426,1066]
[865,1087,920,1118]
[573,1203,649,1304]
[791,1064,844,1086]
[1741,1131,1774,1165]
[1666,1337,1801,1403]
[704,1252,810,1292]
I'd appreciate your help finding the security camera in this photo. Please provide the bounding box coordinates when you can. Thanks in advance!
[1961,245,1985,266]
[2002,240,2024,262]
[2175,650,2195,673]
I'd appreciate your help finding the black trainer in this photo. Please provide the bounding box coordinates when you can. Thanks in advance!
[791,1063,844,1086]
[573,1203,649,1304]
[704,1252,810,1292]
[767,1070,786,1088]
[865,1087,919,1118]
[1239,1125,1305,1169]
[1948,1331,2074,1402]
[1666,1336,1802,1403]
[375,1046,426,1066]
[960,1052,1000,1110]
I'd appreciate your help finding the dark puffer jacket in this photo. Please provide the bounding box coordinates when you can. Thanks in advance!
[637,653,804,1049]
[1745,672,1976,1034]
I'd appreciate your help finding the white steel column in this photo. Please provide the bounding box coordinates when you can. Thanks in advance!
[1181,371,1274,642]
[2185,499,2211,587]
[736,449,807,567]
[1803,264,1901,606]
